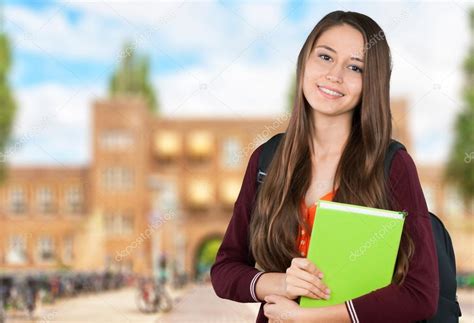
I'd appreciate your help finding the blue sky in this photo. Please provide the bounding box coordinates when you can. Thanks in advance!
[2,0,473,165]
[7,1,208,88]
[7,0,313,87]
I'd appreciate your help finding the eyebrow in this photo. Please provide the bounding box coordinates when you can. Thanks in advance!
[315,45,364,63]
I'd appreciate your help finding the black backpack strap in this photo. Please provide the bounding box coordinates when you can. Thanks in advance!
[257,133,285,185]
[382,140,462,322]
[383,139,406,179]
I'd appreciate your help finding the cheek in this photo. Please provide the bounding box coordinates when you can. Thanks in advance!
[308,61,329,79]
[302,66,325,94]
[346,77,363,99]
[302,73,313,98]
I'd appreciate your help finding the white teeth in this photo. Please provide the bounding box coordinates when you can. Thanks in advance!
[318,86,344,97]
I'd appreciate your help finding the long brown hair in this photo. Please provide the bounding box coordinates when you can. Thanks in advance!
[249,11,414,285]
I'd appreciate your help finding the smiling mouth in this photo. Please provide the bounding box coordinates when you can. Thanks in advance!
[317,85,345,98]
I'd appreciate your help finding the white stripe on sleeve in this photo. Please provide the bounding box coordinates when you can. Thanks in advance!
[346,300,360,323]
[250,271,265,302]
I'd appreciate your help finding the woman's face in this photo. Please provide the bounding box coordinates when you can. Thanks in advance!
[303,24,365,117]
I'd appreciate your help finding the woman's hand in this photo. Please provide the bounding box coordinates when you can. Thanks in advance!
[283,257,331,300]
[264,294,301,323]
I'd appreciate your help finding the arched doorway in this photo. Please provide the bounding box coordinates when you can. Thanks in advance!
[194,235,222,281]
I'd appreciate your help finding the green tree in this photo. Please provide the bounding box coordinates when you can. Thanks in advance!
[0,9,17,183]
[196,238,221,278]
[109,41,158,113]
[445,8,474,210]
[198,238,221,267]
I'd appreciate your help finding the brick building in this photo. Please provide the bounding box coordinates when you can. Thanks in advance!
[0,97,471,280]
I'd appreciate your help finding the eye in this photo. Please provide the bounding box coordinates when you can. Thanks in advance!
[349,65,363,73]
[318,54,332,62]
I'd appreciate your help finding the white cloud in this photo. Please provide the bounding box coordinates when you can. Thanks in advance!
[156,54,293,117]
[237,2,286,33]
[6,83,104,166]
[5,1,292,67]
[5,4,128,62]
[383,2,469,164]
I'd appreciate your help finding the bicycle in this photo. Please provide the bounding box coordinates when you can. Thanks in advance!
[135,278,173,314]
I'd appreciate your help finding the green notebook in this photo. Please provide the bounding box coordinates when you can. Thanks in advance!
[299,200,406,308]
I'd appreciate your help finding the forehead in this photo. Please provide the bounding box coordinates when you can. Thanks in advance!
[314,24,365,58]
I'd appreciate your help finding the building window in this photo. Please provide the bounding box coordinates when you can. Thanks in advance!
[187,178,214,209]
[104,212,134,236]
[63,236,74,263]
[37,236,55,263]
[37,187,55,214]
[105,215,113,235]
[66,186,83,214]
[122,216,133,235]
[154,131,181,162]
[6,235,27,264]
[186,131,214,162]
[221,137,242,169]
[219,178,241,208]
[9,186,26,214]
[101,167,134,191]
[100,130,134,151]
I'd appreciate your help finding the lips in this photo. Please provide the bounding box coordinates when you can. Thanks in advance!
[317,85,345,96]
[317,85,345,100]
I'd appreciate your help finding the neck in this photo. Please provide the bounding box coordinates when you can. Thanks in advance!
[312,110,353,159]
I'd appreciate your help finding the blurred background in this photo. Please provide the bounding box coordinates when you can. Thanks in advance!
[0,0,472,322]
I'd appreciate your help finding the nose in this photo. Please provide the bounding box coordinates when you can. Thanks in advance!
[326,65,343,83]
[326,74,342,83]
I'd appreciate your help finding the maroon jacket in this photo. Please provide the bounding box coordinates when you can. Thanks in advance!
[210,143,439,323]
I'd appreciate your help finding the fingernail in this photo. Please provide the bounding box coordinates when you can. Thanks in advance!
[325,294,330,299]
[318,272,324,279]
[325,289,331,294]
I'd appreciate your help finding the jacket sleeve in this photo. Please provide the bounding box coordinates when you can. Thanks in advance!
[345,150,439,323]
[210,144,265,303]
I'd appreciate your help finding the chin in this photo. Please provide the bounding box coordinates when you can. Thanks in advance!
[310,102,355,117]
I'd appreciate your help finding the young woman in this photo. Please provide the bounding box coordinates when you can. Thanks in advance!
[211,10,439,323]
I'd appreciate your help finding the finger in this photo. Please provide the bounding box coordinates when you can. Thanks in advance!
[263,303,275,319]
[286,275,328,299]
[286,285,322,299]
[264,294,285,304]
[286,266,330,296]
[291,258,323,277]
[264,295,276,304]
